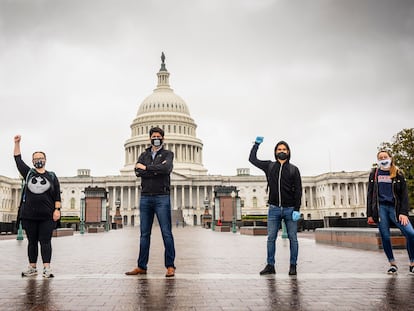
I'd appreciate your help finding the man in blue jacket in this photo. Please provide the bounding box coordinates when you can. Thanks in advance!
[249,137,302,275]
[126,127,176,277]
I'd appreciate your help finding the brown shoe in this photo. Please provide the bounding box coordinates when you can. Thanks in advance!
[125,267,147,275]
[165,267,175,277]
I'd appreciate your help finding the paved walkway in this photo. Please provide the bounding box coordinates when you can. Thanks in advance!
[0,227,413,311]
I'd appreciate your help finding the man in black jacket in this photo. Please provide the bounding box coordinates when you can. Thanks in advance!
[249,137,302,275]
[126,127,176,277]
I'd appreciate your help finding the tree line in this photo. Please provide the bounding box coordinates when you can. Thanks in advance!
[379,128,414,211]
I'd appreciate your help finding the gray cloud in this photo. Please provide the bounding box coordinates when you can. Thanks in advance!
[1,0,413,178]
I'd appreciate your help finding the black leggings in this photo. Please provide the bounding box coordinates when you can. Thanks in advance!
[22,219,55,264]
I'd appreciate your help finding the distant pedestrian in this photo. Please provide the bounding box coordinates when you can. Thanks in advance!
[249,137,302,275]
[125,127,176,277]
[367,150,414,275]
[176,219,179,228]
[14,135,61,278]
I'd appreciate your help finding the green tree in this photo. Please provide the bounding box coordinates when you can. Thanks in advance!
[379,128,414,211]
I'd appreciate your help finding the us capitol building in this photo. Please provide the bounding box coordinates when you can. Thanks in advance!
[0,55,369,226]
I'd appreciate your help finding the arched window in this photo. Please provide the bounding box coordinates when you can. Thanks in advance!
[252,197,258,208]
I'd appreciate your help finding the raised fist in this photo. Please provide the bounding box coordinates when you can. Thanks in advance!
[255,136,264,144]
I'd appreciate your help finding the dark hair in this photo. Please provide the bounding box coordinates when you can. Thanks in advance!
[274,140,291,161]
[32,151,46,160]
[149,126,164,137]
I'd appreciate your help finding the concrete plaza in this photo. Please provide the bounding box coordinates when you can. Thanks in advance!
[0,226,413,311]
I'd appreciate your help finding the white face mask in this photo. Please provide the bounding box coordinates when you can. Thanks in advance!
[378,159,391,169]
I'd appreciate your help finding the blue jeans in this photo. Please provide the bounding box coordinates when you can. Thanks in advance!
[266,205,298,265]
[138,195,175,269]
[378,204,414,263]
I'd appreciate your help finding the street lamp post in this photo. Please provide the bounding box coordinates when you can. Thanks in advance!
[16,178,24,240]
[105,203,110,232]
[211,204,216,231]
[80,192,85,234]
[231,191,237,234]
[16,222,24,241]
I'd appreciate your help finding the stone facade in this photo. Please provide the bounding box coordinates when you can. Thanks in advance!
[0,56,370,226]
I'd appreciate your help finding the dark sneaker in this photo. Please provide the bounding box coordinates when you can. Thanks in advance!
[387,265,398,275]
[260,264,275,275]
[409,266,414,275]
[288,264,297,276]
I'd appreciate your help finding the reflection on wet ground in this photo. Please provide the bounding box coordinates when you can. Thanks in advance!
[1,227,413,310]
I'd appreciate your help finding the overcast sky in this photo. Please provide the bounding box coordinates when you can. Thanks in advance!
[1,0,413,179]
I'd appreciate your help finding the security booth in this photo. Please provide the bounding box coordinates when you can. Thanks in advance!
[84,186,109,232]
[213,186,241,232]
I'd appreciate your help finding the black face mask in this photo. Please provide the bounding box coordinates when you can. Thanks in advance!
[34,160,45,168]
[151,138,163,147]
[276,152,288,160]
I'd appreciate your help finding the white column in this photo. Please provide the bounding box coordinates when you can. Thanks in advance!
[112,187,116,211]
[196,186,200,209]
[337,183,341,207]
[309,187,313,208]
[302,188,306,209]
[189,185,193,209]
[135,185,139,208]
[128,186,131,210]
[181,186,185,208]
[15,189,20,210]
[363,182,367,203]
[355,183,360,206]
[174,185,178,210]
[345,184,349,207]
[328,184,333,207]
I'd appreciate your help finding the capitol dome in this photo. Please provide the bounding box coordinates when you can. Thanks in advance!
[138,90,190,116]
[121,53,207,176]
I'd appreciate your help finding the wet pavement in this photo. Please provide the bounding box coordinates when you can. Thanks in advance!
[0,226,413,311]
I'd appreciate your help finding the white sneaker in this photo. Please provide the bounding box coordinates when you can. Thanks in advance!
[43,267,54,278]
[21,266,37,277]
[409,266,414,275]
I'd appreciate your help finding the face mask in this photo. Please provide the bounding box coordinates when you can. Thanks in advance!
[34,160,45,169]
[151,138,163,147]
[276,152,288,160]
[378,159,391,169]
